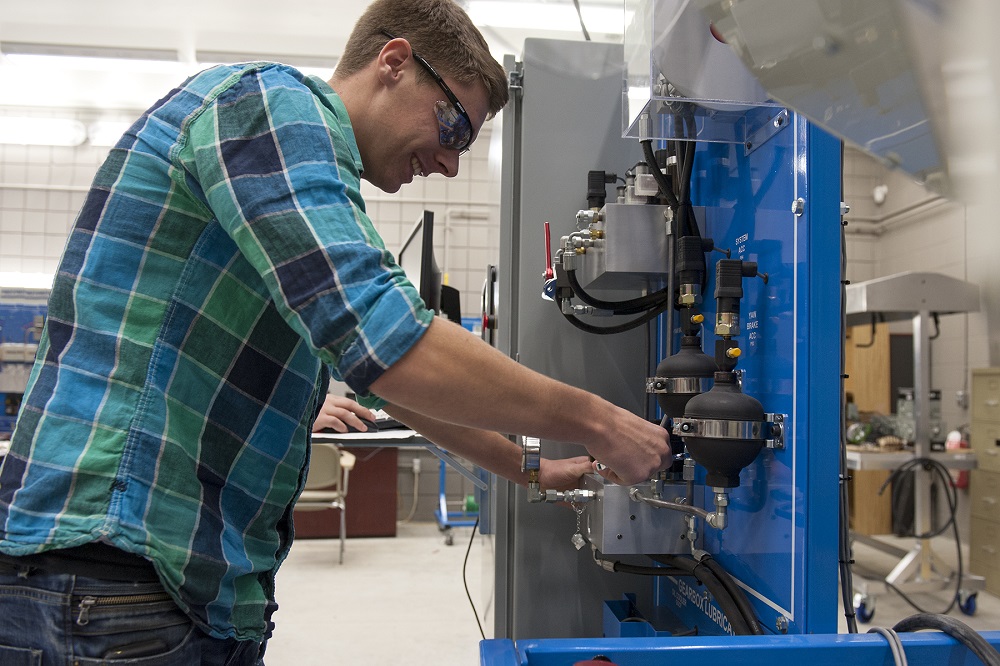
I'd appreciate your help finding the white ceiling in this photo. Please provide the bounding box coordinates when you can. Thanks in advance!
[0,0,625,112]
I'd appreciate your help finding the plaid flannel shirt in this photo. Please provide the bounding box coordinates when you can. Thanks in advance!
[0,63,432,640]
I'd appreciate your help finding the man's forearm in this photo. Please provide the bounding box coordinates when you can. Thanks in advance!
[370,318,608,445]
[369,318,672,486]
[383,402,530,485]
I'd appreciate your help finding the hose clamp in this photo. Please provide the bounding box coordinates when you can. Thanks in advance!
[673,413,786,449]
[646,376,713,395]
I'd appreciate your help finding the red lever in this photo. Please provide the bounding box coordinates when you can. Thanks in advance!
[543,221,554,280]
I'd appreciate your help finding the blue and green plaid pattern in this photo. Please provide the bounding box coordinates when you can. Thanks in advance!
[0,63,432,640]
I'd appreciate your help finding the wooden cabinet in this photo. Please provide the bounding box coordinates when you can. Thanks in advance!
[970,368,1000,595]
[845,321,894,535]
[294,446,398,539]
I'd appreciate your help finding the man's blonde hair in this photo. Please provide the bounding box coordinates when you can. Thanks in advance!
[336,0,509,117]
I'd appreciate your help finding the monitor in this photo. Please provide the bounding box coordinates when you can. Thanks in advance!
[397,210,442,314]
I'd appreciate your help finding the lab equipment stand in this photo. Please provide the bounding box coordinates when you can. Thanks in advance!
[435,458,479,546]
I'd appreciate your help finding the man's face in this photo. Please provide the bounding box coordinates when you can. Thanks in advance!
[363,60,490,193]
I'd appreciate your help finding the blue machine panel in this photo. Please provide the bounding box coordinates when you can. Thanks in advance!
[651,115,842,636]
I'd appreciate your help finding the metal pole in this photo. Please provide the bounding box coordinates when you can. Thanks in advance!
[913,310,932,579]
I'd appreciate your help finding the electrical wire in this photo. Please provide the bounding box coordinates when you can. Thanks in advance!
[854,313,879,349]
[463,515,486,640]
[893,613,1000,666]
[868,627,909,666]
[877,458,962,615]
[398,464,421,524]
[570,0,591,41]
[839,151,860,634]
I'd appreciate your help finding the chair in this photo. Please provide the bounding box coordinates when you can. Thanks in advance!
[296,443,356,564]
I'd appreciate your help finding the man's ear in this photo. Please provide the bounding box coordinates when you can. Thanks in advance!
[376,38,413,88]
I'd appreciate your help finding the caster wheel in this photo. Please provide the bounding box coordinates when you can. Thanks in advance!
[853,593,875,623]
[959,592,978,616]
[444,532,454,546]
[856,602,875,623]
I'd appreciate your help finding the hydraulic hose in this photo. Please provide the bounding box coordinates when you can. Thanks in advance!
[699,556,765,635]
[565,268,670,314]
[652,554,754,636]
[556,296,670,335]
[640,139,679,210]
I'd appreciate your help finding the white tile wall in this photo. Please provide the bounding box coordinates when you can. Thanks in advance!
[842,147,997,434]
[0,110,502,324]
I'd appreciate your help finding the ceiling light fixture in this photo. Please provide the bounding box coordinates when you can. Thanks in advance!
[0,272,54,290]
[1,42,183,74]
[87,120,134,148]
[0,117,86,146]
[467,1,627,34]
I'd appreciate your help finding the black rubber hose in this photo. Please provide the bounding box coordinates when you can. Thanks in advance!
[688,559,755,636]
[879,458,962,615]
[892,613,1000,666]
[610,561,688,577]
[699,556,764,635]
[640,139,679,210]
[566,269,670,314]
[652,555,753,636]
[557,296,669,336]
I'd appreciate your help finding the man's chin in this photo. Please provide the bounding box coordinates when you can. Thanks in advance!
[362,173,402,194]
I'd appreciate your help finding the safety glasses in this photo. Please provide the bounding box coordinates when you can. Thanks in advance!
[381,30,474,154]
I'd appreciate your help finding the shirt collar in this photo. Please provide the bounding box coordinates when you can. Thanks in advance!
[307,75,365,176]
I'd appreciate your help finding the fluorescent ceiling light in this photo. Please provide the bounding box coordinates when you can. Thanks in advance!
[196,50,338,80]
[1,42,183,75]
[468,1,627,33]
[0,117,86,146]
[88,120,133,147]
[0,272,54,290]
[3,52,187,75]
[195,50,338,70]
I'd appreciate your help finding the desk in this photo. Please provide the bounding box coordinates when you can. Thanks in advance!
[294,440,398,538]
[846,448,978,471]
[298,431,487,540]
[845,448,977,536]
[846,446,985,617]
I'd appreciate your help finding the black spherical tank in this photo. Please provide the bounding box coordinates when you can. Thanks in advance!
[652,336,717,418]
[681,371,765,488]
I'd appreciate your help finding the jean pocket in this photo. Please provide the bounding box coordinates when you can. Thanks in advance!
[72,623,200,665]
[0,645,43,665]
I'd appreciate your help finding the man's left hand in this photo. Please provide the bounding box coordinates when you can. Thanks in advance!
[539,456,594,492]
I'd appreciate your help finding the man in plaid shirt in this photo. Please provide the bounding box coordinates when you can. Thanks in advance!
[0,0,672,662]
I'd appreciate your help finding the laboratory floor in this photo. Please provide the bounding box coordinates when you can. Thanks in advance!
[266,524,1000,665]
[267,521,488,666]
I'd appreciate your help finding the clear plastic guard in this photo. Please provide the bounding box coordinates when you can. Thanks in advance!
[623,0,784,145]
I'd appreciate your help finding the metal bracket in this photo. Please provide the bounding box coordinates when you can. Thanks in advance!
[645,376,713,395]
[765,413,786,450]
[672,412,787,450]
[744,109,790,155]
[508,66,523,94]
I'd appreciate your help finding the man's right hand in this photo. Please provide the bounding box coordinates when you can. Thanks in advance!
[585,405,672,486]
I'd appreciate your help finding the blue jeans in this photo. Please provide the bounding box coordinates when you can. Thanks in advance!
[0,571,266,665]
